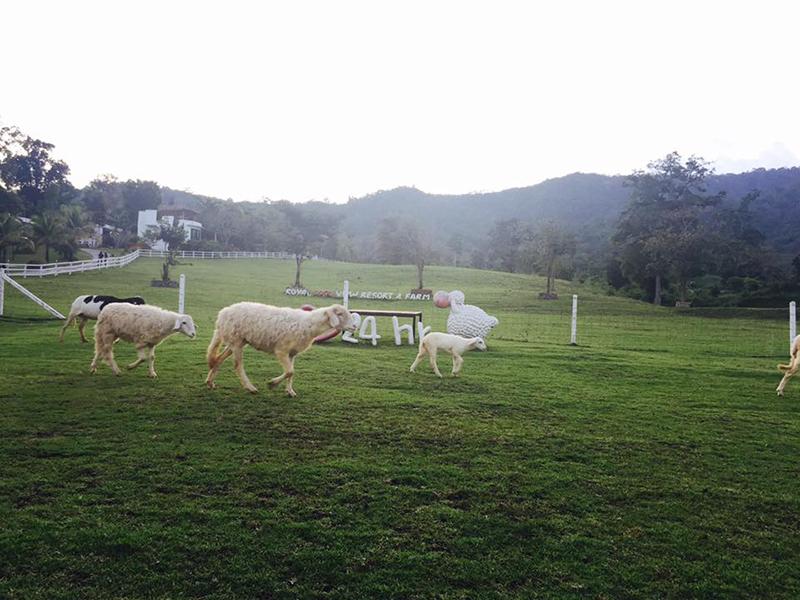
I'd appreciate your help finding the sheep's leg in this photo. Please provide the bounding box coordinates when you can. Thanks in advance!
[147,346,157,378]
[78,317,90,343]
[233,345,258,393]
[283,354,298,398]
[777,364,799,396]
[91,332,118,374]
[59,312,76,342]
[409,346,427,373]
[428,347,443,378]
[106,344,122,376]
[452,353,464,377]
[90,348,101,373]
[268,350,293,389]
[205,346,233,389]
[128,343,148,370]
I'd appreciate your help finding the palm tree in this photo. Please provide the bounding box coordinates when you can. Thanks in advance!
[57,204,90,260]
[31,211,66,262]
[0,213,32,263]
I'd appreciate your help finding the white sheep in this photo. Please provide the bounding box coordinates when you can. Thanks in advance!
[409,332,487,378]
[60,294,146,343]
[776,335,800,396]
[205,302,356,397]
[90,304,196,378]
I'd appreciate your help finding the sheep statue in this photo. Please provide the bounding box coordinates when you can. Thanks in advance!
[60,294,146,343]
[434,290,499,340]
[90,304,196,378]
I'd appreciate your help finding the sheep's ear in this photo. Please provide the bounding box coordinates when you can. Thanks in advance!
[327,309,340,329]
[174,316,182,331]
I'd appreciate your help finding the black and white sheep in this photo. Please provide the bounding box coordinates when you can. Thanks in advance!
[90,303,196,378]
[60,294,146,343]
[205,302,356,396]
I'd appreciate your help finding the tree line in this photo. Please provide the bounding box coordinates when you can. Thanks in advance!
[1,123,796,305]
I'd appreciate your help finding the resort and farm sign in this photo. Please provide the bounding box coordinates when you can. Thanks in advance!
[285,287,432,301]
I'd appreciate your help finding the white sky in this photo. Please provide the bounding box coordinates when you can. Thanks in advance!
[2,0,799,203]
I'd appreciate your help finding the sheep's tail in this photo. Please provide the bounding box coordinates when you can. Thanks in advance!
[207,328,223,369]
[778,337,800,372]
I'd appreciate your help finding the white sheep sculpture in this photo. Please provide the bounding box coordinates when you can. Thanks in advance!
[409,332,487,378]
[434,290,499,340]
[205,302,357,397]
[60,294,146,343]
[90,304,196,378]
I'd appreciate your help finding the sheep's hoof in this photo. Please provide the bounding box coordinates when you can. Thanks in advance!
[777,389,784,396]
[148,372,158,379]
[89,367,96,374]
[206,380,216,390]
[286,389,297,398]
[81,339,89,344]
[268,380,281,389]
[245,385,258,393]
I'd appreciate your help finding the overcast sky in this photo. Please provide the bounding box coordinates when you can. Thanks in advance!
[2,0,799,203]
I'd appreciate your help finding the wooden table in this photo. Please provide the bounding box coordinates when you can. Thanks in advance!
[349,309,423,332]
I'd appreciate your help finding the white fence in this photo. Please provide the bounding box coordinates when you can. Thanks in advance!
[138,249,293,260]
[0,248,294,278]
[0,250,142,278]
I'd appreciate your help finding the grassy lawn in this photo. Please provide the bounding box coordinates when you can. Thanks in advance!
[1,258,798,598]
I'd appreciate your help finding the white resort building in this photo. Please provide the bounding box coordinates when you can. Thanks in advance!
[137,208,203,251]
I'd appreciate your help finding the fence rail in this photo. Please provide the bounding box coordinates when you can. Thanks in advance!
[137,249,293,260]
[0,248,294,278]
[0,250,142,278]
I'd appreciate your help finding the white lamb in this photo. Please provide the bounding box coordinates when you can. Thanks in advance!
[409,332,487,378]
[205,302,356,397]
[776,334,800,396]
[90,304,196,378]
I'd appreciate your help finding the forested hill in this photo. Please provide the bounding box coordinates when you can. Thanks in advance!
[340,173,629,239]
[156,166,800,262]
[339,167,800,254]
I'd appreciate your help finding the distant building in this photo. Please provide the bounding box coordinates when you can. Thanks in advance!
[137,208,202,251]
[78,224,123,248]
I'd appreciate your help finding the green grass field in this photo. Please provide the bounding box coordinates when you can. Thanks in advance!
[1,258,798,599]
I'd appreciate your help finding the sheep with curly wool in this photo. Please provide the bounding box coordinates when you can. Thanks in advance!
[205,302,357,397]
[60,294,146,343]
[409,331,487,378]
[90,303,196,378]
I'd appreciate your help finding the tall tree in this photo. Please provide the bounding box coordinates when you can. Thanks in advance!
[0,126,74,216]
[277,202,334,288]
[485,219,532,273]
[0,213,32,262]
[376,218,437,289]
[531,223,576,297]
[145,221,187,252]
[613,152,723,305]
[119,180,161,231]
[31,211,66,262]
[81,175,121,225]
